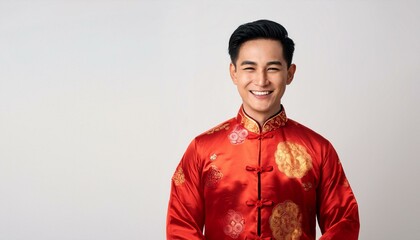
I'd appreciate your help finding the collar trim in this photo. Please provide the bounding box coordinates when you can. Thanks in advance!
[237,106,288,134]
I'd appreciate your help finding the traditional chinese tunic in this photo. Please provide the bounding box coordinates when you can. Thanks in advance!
[167,106,359,240]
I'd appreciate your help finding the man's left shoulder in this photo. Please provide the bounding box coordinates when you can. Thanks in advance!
[286,118,330,145]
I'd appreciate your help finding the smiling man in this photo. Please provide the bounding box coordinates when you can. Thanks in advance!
[167,20,359,239]
[230,38,295,127]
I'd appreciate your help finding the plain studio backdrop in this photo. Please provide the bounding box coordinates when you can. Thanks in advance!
[1,0,419,239]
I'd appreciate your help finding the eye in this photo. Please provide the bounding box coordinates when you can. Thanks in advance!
[242,67,255,71]
[267,67,280,72]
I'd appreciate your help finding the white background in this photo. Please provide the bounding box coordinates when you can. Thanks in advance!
[1,0,419,239]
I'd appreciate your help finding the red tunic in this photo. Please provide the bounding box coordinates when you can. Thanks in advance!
[167,106,359,239]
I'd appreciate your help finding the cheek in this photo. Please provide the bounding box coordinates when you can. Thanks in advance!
[236,73,253,85]
[269,74,289,85]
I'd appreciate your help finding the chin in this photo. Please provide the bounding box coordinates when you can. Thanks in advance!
[254,105,275,113]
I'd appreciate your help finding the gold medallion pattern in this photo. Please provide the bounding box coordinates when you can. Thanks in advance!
[270,201,302,240]
[205,165,223,187]
[172,166,185,186]
[275,142,313,178]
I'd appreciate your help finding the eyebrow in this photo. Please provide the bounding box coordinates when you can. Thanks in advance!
[240,60,257,66]
[240,60,283,66]
[267,61,282,66]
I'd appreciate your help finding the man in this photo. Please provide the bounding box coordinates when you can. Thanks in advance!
[167,19,359,239]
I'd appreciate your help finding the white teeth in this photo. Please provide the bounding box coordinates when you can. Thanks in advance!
[251,91,271,96]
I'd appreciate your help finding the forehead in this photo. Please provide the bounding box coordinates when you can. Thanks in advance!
[237,39,285,62]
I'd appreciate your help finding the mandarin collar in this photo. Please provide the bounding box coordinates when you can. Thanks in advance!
[236,105,288,134]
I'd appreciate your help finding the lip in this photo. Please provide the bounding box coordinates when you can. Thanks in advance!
[250,90,273,97]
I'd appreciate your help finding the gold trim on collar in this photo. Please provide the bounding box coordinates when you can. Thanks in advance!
[237,106,288,134]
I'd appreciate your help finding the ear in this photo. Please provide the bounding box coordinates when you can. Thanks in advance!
[229,63,238,85]
[286,64,296,85]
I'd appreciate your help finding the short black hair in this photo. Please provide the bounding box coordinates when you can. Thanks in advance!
[228,19,295,68]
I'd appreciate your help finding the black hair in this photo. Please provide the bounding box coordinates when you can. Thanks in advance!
[228,19,295,68]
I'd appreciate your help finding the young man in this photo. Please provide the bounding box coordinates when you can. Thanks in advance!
[167,20,359,240]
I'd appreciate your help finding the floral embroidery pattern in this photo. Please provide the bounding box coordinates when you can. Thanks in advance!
[172,166,185,186]
[224,210,245,239]
[302,182,313,191]
[207,123,230,134]
[228,125,248,144]
[275,142,313,178]
[270,201,302,240]
[205,165,223,187]
[262,110,287,133]
[241,116,260,134]
[238,107,287,134]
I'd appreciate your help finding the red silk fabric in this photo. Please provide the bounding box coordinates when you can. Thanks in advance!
[167,106,359,239]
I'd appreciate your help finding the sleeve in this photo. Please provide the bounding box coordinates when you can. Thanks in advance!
[317,142,360,240]
[166,139,205,240]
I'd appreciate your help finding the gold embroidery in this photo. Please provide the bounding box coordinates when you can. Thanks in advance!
[241,116,260,134]
[207,122,230,134]
[237,106,287,134]
[275,142,313,178]
[210,153,217,161]
[270,201,302,240]
[172,166,185,186]
[205,165,223,187]
[223,209,245,239]
[262,111,287,132]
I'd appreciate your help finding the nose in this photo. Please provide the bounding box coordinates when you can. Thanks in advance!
[254,70,269,86]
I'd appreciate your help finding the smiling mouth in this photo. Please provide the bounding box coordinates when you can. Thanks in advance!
[250,90,273,96]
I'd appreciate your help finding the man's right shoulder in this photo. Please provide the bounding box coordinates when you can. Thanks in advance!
[195,117,236,140]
